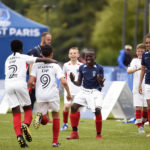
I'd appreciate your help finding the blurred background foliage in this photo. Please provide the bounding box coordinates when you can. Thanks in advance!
[2,0,147,65]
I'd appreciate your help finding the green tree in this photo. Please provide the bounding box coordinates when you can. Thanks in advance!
[92,0,145,65]
[51,0,107,62]
[2,0,29,15]
[2,0,107,62]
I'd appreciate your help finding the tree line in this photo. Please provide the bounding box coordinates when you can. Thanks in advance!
[2,0,146,65]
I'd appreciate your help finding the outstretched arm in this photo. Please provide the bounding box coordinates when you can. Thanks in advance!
[97,74,105,87]
[127,66,141,74]
[138,65,145,94]
[36,58,57,63]
[60,77,72,101]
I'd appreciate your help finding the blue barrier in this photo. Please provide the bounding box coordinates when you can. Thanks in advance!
[102,66,133,95]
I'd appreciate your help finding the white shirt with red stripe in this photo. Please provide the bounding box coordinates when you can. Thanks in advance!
[5,52,37,82]
[63,61,82,95]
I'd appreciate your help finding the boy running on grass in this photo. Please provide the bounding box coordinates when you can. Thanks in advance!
[28,45,72,147]
[66,49,105,140]
[127,43,147,133]
[5,40,57,148]
[60,47,82,131]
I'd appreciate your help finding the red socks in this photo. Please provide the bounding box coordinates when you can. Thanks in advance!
[41,115,49,125]
[142,110,148,125]
[63,111,69,124]
[95,114,102,134]
[70,112,80,129]
[135,110,142,127]
[53,118,60,144]
[13,113,22,136]
[24,108,32,126]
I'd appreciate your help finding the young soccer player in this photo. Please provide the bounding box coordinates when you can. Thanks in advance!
[60,47,82,131]
[28,45,72,147]
[5,40,57,148]
[66,49,105,140]
[127,43,147,133]
[139,33,150,137]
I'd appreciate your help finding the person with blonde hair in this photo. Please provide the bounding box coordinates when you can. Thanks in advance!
[60,47,82,131]
[127,43,147,133]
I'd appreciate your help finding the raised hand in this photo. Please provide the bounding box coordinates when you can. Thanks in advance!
[97,74,105,87]
[70,72,75,82]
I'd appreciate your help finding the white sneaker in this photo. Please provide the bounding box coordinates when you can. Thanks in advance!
[138,126,145,133]
[60,123,68,131]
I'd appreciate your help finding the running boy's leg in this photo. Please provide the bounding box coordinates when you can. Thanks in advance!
[95,108,102,139]
[22,105,32,142]
[52,111,60,147]
[12,106,28,147]
[66,103,81,139]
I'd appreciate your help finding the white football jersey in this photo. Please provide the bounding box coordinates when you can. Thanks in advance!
[5,52,36,82]
[63,61,82,95]
[128,58,145,93]
[31,63,64,102]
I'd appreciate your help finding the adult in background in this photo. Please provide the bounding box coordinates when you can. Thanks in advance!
[139,33,150,137]
[27,32,52,109]
[117,44,132,69]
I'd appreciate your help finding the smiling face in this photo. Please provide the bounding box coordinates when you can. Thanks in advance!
[68,48,80,62]
[41,33,52,46]
[85,51,96,67]
[145,37,150,52]
[136,48,144,59]
[44,34,51,45]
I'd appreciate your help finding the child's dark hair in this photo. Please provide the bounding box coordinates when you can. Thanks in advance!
[11,39,23,54]
[41,45,53,57]
[86,49,96,54]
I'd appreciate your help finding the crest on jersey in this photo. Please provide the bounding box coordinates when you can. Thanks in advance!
[92,71,96,77]
[0,8,11,26]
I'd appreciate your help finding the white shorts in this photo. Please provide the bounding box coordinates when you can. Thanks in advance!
[5,81,31,109]
[37,101,60,115]
[133,92,147,107]
[73,88,103,113]
[144,84,150,100]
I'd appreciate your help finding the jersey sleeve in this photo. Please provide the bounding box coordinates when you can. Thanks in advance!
[55,64,65,79]
[23,55,37,64]
[30,63,37,77]
[128,59,136,70]
[62,63,66,75]
[26,56,37,64]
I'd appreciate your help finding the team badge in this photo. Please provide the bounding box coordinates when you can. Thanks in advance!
[93,71,96,77]
[0,8,11,26]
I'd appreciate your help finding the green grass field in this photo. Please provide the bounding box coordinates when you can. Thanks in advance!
[0,97,150,150]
